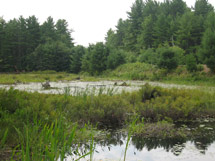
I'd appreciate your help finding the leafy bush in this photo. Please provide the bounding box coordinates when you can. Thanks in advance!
[158,49,178,70]
[186,54,197,72]
[169,46,185,65]
[138,48,158,65]
[107,50,125,70]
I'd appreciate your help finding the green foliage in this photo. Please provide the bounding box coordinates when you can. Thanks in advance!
[176,12,203,53]
[56,19,74,48]
[186,54,197,72]
[70,45,86,73]
[153,14,172,47]
[138,48,158,64]
[108,62,156,80]
[158,49,178,70]
[137,15,155,49]
[105,28,117,49]
[107,49,125,70]
[125,0,145,51]
[0,16,74,73]
[139,83,161,102]
[169,46,185,65]
[194,0,214,17]
[28,41,71,72]
[199,12,215,72]
[82,42,109,75]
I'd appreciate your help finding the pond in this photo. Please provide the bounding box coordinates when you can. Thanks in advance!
[0,80,213,95]
[67,120,215,161]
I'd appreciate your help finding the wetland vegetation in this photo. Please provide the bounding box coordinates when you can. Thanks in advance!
[1,0,215,160]
[0,84,215,160]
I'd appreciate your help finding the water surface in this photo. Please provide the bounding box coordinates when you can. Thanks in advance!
[66,121,215,161]
[0,80,214,95]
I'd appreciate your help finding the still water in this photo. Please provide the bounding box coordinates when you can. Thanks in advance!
[67,121,215,161]
[0,80,214,95]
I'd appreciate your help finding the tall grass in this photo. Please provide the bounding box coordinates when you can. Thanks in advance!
[0,128,8,149]
[10,119,95,161]
[123,118,138,161]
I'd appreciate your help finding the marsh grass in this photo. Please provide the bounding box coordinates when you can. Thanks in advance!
[1,84,215,160]
[0,72,97,84]
[0,129,8,149]
[105,62,215,86]
[9,119,96,161]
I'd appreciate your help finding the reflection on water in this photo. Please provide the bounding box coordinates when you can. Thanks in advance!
[66,122,215,161]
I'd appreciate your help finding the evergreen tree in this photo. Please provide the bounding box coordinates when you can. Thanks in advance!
[154,14,172,47]
[169,0,187,17]
[56,19,74,47]
[176,12,203,53]
[194,0,213,17]
[1,19,20,72]
[70,45,86,73]
[0,17,6,71]
[40,16,57,43]
[137,15,155,49]
[125,0,144,51]
[105,28,117,49]
[26,16,41,53]
[82,43,109,75]
[199,12,215,72]
[29,41,71,71]
[114,19,128,49]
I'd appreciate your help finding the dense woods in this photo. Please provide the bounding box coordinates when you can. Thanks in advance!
[0,0,215,74]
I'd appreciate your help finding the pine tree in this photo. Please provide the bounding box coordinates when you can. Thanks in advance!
[154,14,172,47]
[70,45,86,73]
[176,12,202,53]
[199,12,215,72]
[125,0,144,51]
[194,0,214,17]
[56,19,74,47]
[40,16,57,43]
[137,15,155,49]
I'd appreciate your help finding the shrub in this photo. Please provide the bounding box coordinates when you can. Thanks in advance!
[138,48,158,65]
[186,54,197,72]
[158,49,178,70]
[107,50,125,70]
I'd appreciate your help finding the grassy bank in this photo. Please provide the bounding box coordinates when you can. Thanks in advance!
[104,62,215,86]
[0,71,99,84]
[0,84,215,159]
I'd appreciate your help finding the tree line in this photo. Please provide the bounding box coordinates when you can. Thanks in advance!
[0,15,125,74]
[106,0,215,72]
[0,0,215,74]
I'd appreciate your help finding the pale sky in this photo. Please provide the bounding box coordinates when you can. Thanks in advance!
[0,0,215,46]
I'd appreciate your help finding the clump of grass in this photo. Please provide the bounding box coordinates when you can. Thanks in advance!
[133,121,190,139]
